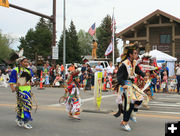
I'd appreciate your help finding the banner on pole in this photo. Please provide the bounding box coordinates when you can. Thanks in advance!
[52,46,59,60]
[105,42,113,56]
[94,72,102,110]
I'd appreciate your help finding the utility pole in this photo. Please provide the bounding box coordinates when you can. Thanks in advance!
[112,7,115,66]
[63,0,66,78]
[52,0,56,64]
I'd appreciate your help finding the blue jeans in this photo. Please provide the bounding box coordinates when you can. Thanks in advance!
[177,75,180,93]
[150,85,155,96]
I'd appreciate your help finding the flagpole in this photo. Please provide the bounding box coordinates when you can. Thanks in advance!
[112,7,115,66]
[63,0,66,78]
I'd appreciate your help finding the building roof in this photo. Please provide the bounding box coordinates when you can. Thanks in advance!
[117,9,180,38]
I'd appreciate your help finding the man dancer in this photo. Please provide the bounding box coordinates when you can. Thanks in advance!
[115,44,145,131]
[9,57,34,129]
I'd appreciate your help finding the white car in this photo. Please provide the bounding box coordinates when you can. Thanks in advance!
[86,61,110,77]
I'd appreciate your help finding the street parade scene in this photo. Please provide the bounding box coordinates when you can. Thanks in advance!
[0,0,180,136]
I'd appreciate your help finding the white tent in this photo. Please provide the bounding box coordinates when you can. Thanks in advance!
[141,49,177,76]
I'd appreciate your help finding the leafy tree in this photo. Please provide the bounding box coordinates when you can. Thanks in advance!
[0,31,13,63]
[19,18,52,61]
[78,29,92,56]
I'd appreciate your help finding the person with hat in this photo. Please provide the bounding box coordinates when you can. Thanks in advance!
[64,71,82,120]
[9,55,34,129]
[115,43,145,131]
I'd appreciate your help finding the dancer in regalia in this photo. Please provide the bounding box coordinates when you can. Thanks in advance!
[64,72,82,120]
[114,43,145,131]
[9,49,34,129]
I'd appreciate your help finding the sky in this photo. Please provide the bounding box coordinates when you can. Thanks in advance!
[0,0,180,53]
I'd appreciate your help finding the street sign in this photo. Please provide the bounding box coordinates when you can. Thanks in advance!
[52,46,59,60]
[0,0,9,8]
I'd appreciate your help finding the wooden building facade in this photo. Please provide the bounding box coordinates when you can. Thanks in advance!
[117,9,180,61]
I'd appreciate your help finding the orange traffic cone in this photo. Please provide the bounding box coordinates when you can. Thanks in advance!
[38,71,44,90]
[103,70,107,91]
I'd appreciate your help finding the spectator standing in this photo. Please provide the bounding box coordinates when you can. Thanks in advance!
[91,65,96,86]
[68,63,75,72]
[95,62,103,72]
[160,63,169,81]
[81,63,87,74]
[61,64,64,76]
[49,64,56,84]
[162,71,168,93]
[29,62,37,76]
[6,66,12,76]
[85,65,93,90]
[107,62,115,75]
[175,63,180,94]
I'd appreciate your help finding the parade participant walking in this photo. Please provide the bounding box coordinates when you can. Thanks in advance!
[115,43,145,131]
[9,56,34,129]
[64,74,82,120]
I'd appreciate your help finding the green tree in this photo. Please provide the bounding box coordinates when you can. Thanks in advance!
[58,21,82,64]
[96,15,119,59]
[78,29,92,56]
[19,18,52,61]
[0,31,13,63]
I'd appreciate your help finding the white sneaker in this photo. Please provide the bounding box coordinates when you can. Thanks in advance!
[15,119,24,127]
[23,123,32,129]
[120,123,131,131]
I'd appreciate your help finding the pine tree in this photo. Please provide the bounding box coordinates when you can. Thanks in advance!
[57,21,82,64]
[96,15,119,60]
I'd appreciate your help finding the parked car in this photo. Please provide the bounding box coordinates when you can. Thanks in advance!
[85,60,110,77]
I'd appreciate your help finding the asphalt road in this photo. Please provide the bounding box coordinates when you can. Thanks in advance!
[0,86,180,136]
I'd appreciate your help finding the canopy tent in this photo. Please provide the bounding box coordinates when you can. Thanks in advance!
[141,49,177,76]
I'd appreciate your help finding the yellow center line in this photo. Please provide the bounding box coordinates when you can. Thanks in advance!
[136,113,180,119]
[1,103,180,119]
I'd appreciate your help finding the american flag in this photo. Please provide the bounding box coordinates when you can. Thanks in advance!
[88,23,96,36]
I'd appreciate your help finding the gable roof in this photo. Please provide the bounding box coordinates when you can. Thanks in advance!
[117,9,180,38]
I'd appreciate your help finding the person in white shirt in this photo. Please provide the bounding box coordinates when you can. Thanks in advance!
[95,62,103,72]
[107,62,115,75]
[106,62,115,89]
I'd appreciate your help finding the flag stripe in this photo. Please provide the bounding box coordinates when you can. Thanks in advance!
[88,23,96,36]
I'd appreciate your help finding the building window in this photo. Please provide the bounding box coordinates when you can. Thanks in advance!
[160,34,171,44]
[152,45,157,50]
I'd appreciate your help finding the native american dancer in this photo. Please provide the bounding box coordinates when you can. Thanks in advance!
[9,51,34,129]
[113,43,146,131]
[138,54,160,108]
[62,72,82,120]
